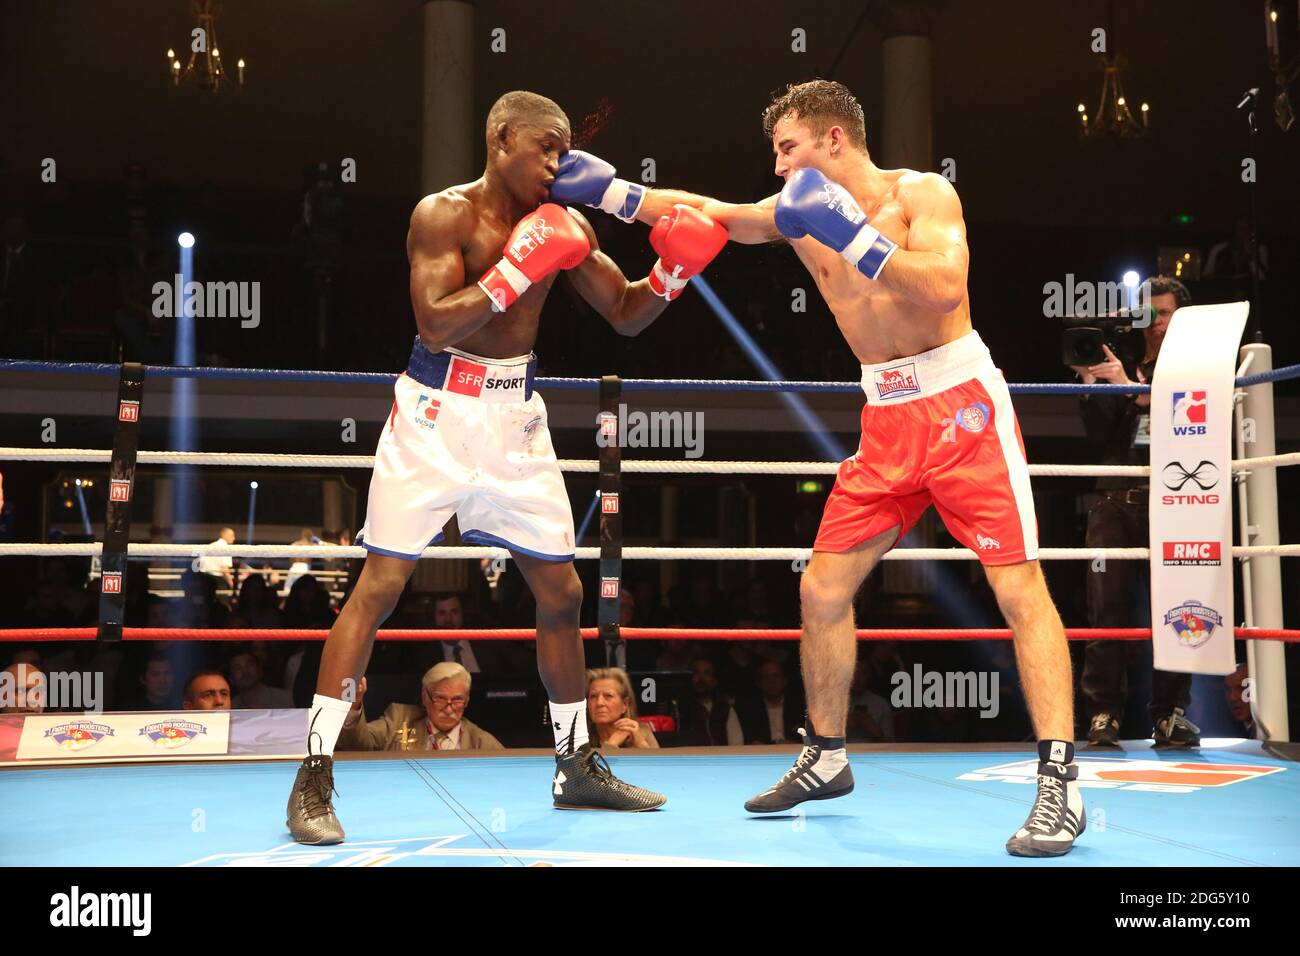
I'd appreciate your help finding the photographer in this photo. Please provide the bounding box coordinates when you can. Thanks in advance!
[1069,276,1199,749]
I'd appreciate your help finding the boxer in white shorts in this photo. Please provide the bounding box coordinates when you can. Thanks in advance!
[285,90,727,844]
[362,344,573,561]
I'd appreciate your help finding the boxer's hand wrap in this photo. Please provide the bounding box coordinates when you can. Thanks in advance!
[551,150,645,223]
[647,205,729,301]
[478,204,590,312]
[775,167,897,280]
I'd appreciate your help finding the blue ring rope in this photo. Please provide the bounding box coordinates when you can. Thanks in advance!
[3,359,1298,394]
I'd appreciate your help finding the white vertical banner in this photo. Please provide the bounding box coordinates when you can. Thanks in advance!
[1148,302,1248,675]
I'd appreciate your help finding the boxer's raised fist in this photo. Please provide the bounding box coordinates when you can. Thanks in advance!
[478,204,590,312]
[648,205,728,301]
[550,150,645,222]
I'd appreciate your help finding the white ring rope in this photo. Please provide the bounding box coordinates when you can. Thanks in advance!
[1,543,1297,560]
[2,446,1299,477]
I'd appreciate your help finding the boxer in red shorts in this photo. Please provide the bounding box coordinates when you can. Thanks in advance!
[578,80,1082,856]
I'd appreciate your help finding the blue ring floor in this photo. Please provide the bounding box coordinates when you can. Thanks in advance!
[1,743,1295,866]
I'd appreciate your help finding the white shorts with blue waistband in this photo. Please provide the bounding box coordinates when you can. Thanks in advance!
[357,340,575,561]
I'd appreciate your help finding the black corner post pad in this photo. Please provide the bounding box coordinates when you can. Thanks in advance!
[597,375,624,669]
[96,362,147,642]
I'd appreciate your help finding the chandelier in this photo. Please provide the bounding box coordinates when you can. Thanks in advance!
[1077,1,1147,139]
[166,0,245,93]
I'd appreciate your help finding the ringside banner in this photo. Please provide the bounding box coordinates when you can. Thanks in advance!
[1148,302,1248,675]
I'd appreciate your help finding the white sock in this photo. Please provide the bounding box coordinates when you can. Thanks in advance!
[549,700,589,755]
[308,694,352,757]
[811,746,849,778]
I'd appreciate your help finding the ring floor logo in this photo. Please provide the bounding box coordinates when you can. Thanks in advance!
[960,757,1282,792]
[182,835,755,867]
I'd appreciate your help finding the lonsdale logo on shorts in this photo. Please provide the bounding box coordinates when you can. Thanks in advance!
[874,363,919,400]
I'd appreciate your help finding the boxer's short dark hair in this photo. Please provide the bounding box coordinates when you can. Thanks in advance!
[1141,275,1192,308]
[486,90,569,140]
[762,80,867,150]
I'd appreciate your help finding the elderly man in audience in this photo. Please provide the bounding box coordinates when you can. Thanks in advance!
[182,671,233,710]
[338,662,503,751]
[586,667,658,749]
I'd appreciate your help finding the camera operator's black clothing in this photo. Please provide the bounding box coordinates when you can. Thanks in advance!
[1078,358,1156,491]
[1081,494,1192,725]
[1077,357,1191,729]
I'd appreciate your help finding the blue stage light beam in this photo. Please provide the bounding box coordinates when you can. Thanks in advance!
[690,276,849,462]
[170,233,200,572]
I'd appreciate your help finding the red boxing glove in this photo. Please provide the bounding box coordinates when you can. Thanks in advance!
[648,205,729,301]
[478,204,590,312]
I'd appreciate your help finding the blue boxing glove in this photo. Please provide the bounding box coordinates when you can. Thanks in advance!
[550,150,645,222]
[775,168,897,280]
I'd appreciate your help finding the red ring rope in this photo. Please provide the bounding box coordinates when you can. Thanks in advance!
[0,627,1296,642]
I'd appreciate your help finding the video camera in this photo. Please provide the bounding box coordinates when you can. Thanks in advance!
[1061,306,1153,368]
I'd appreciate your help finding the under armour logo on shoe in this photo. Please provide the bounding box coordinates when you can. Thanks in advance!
[553,771,566,795]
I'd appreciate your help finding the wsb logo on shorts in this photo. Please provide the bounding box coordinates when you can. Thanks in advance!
[1171,389,1208,437]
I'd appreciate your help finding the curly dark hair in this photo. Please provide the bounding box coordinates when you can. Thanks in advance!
[761,79,867,150]
[1140,275,1192,308]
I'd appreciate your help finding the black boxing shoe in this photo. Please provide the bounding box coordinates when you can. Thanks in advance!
[1153,707,1201,749]
[1086,712,1121,748]
[1006,741,1086,858]
[552,743,666,811]
[744,726,854,813]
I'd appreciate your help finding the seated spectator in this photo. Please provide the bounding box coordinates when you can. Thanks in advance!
[1225,664,1256,738]
[282,575,336,629]
[228,646,293,709]
[427,593,517,673]
[1,661,45,714]
[338,663,504,752]
[733,578,775,627]
[736,660,804,744]
[655,639,700,672]
[167,570,229,628]
[182,671,232,710]
[117,650,180,711]
[847,653,895,743]
[19,581,76,628]
[233,573,282,628]
[679,658,743,746]
[586,667,658,749]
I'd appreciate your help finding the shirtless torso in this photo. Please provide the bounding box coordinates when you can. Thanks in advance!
[784,168,972,363]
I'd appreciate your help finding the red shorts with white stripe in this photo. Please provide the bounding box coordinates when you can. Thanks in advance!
[814,330,1039,566]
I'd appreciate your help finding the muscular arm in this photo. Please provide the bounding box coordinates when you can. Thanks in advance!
[874,174,968,314]
[636,188,782,245]
[406,193,497,352]
[563,209,670,337]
